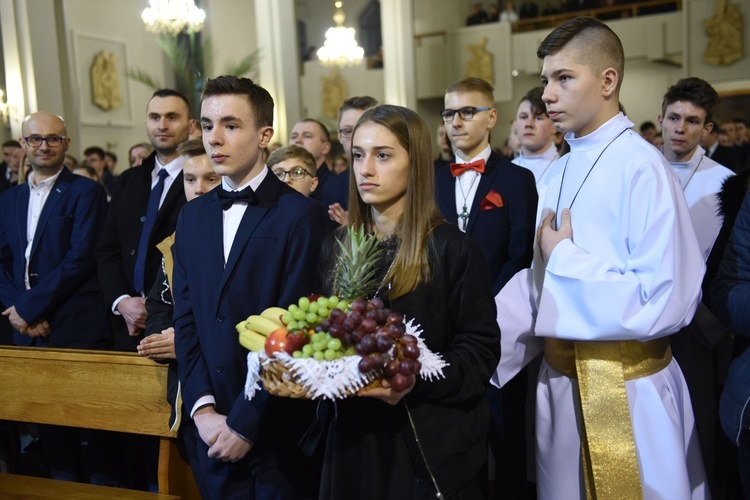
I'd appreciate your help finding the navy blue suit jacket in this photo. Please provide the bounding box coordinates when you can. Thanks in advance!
[436,151,537,295]
[0,167,110,347]
[172,170,328,443]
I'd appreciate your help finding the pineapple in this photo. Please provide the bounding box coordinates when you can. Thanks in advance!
[333,225,384,301]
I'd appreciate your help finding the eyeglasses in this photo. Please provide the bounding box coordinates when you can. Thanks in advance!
[273,168,314,181]
[338,128,354,139]
[440,107,491,123]
[23,135,67,148]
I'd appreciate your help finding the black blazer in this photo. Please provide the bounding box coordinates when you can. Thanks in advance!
[96,152,186,320]
[436,151,538,295]
[709,144,743,173]
[173,171,329,443]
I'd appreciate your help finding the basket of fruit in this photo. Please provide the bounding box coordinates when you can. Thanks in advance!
[239,227,447,400]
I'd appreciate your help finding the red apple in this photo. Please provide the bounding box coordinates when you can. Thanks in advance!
[284,329,309,355]
[265,327,289,356]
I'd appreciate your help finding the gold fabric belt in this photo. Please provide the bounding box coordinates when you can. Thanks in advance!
[544,337,672,499]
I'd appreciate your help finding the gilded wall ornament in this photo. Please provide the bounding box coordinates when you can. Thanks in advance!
[703,0,743,66]
[321,68,348,119]
[466,36,494,85]
[91,51,122,111]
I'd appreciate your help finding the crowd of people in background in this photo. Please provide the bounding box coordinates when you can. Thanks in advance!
[2,12,750,500]
[467,0,677,26]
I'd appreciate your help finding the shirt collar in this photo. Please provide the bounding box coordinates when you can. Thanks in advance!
[221,165,268,193]
[454,144,492,164]
[155,155,185,180]
[27,167,64,189]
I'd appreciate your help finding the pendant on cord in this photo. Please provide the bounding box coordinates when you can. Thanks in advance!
[458,206,469,231]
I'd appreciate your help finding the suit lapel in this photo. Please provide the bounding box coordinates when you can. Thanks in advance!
[465,155,499,234]
[29,168,71,260]
[16,185,30,253]
[155,171,185,228]
[217,172,279,296]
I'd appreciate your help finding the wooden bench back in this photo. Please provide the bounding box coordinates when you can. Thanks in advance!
[0,346,176,438]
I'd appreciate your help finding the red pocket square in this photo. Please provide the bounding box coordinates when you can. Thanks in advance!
[480,190,504,211]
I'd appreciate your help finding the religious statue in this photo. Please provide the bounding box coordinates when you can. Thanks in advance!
[466,36,494,85]
[321,68,348,119]
[91,51,122,111]
[703,0,743,66]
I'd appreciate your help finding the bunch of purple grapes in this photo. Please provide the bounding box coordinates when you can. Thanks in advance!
[318,297,420,392]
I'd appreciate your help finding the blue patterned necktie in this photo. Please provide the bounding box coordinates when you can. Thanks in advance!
[133,168,169,293]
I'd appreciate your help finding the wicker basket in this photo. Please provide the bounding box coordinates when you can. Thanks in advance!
[259,356,381,399]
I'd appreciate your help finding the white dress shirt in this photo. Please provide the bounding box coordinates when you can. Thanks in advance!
[24,169,64,289]
[454,145,492,232]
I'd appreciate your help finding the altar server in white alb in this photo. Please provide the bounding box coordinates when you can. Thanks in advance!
[659,76,734,489]
[493,17,709,499]
[512,86,559,187]
[659,77,734,261]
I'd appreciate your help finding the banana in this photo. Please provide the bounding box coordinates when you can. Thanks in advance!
[246,315,282,336]
[239,328,267,352]
[260,307,288,326]
[235,320,248,334]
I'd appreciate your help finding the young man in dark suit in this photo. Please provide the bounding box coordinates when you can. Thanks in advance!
[0,111,110,481]
[96,89,195,352]
[435,77,537,498]
[173,75,328,498]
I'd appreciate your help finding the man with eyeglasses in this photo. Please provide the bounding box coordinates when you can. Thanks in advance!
[328,96,378,225]
[290,118,348,212]
[434,77,537,497]
[0,111,110,481]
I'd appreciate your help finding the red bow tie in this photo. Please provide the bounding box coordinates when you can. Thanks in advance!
[450,159,486,177]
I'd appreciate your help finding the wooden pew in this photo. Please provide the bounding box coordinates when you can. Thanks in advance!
[0,346,199,499]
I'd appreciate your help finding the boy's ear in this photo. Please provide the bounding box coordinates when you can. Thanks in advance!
[259,126,275,149]
[601,67,619,98]
[309,176,319,193]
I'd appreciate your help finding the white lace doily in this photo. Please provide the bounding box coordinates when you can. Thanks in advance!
[244,319,448,400]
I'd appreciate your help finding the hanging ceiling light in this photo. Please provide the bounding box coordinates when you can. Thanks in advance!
[317,1,365,67]
[141,0,206,36]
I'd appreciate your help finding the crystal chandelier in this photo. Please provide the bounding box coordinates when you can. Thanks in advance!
[317,1,364,67]
[141,0,206,36]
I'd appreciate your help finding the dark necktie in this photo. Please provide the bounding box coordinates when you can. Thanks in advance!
[450,159,486,177]
[133,168,169,293]
[217,186,259,210]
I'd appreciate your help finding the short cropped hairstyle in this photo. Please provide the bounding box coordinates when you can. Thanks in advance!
[640,121,656,133]
[298,118,331,143]
[445,77,495,103]
[176,138,206,157]
[661,77,720,125]
[537,16,625,92]
[2,140,21,149]
[519,86,547,117]
[339,96,378,115]
[201,75,274,129]
[266,145,317,175]
[105,151,117,163]
[733,118,747,127]
[149,89,191,115]
[84,146,106,159]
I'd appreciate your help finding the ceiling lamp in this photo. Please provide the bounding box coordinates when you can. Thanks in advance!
[317,1,365,67]
[141,0,206,36]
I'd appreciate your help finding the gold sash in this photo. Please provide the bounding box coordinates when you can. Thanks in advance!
[544,337,672,499]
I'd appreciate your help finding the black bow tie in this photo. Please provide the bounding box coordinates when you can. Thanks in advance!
[217,186,259,210]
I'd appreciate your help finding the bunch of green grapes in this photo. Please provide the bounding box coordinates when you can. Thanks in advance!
[292,331,356,360]
[282,295,350,331]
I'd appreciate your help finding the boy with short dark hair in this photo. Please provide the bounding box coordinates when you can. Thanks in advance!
[494,17,708,498]
[512,86,558,185]
[173,75,327,498]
